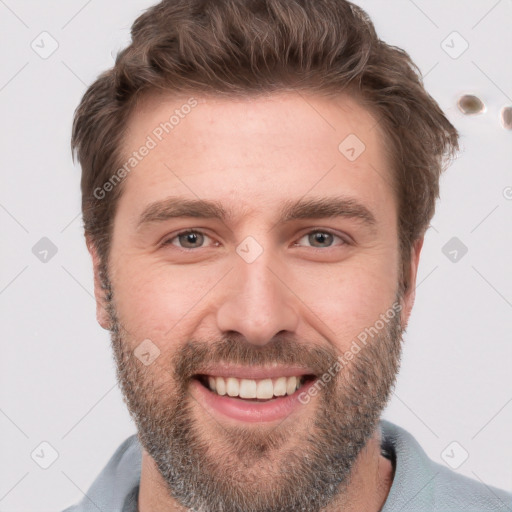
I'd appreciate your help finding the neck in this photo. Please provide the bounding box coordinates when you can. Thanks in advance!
[138,426,394,512]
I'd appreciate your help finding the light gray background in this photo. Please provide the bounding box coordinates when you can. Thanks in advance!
[1,1,511,510]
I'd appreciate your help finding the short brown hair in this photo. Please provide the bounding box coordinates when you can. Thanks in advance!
[72,0,459,292]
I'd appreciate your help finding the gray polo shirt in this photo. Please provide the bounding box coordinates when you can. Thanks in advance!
[62,420,512,511]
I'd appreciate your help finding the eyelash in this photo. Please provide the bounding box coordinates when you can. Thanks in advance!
[161,229,350,250]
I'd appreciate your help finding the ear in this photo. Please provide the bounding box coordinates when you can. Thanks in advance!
[400,236,424,330]
[86,236,111,330]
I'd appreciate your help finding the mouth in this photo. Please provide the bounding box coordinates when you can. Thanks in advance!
[190,372,319,422]
[194,374,317,402]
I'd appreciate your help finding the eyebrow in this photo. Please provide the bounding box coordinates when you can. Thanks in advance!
[137,196,377,231]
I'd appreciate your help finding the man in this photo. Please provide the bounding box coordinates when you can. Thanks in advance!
[63,0,511,511]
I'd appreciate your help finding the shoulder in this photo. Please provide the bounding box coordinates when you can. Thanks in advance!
[380,420,512,512]
[433,463,512,511]
[61,434,142,512]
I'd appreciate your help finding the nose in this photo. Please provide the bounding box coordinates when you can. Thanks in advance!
[215,253,299,346]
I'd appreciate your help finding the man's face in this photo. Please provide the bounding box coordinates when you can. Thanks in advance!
[93,92,416,511]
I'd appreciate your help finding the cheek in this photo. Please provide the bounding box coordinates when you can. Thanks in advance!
[110,258,224,342]
[110,239,400,351]
[290,251,399,344]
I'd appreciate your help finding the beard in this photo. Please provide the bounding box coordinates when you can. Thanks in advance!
[104,280,403,512]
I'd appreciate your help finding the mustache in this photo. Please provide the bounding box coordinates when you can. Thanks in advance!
[171,333,340,382]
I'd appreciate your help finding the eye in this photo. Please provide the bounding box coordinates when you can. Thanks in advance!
[294,230,347,249]
[161,228,348,251]
[162,230,215,249]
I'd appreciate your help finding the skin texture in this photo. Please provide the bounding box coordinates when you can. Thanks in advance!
[88,91,423,511]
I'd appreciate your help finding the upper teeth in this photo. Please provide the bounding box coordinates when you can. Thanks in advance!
[207,376,304,399]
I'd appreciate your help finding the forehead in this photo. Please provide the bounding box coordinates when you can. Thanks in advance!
[117,90,395,223]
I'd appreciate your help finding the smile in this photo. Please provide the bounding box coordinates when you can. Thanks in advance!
[191,370,318,422]
[199,374,313,400]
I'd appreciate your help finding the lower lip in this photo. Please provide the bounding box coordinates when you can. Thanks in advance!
[190,377,318,423]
